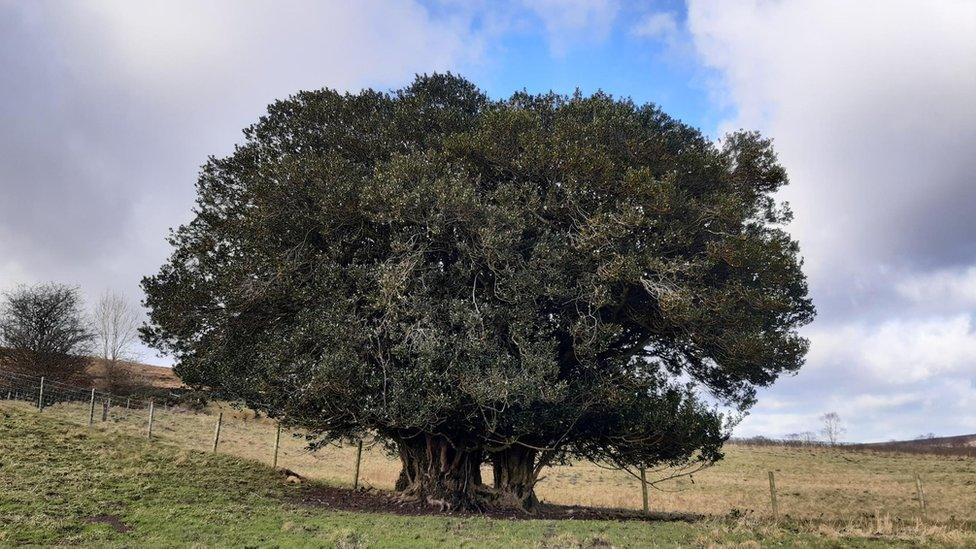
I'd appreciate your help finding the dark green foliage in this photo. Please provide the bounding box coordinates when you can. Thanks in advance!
[141,74,814,510]
[123,386,210,411]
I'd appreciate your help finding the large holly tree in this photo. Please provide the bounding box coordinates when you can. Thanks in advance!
[142,74,814,511]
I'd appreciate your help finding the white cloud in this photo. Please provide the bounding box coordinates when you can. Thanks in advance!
[631,12,679,44]
[737,315,976,440]
[814,315,976,384]
[1,0,488,277]
[897,267,976,308]
[54,0,485,103]
[736,411,819,439]
[522,0,619,55]
[844,392,922,413]
[738,377,973,442]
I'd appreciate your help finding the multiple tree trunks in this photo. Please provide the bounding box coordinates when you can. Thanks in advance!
[393,434,487,511]
[490,445,541,511]
[391,433,541,513]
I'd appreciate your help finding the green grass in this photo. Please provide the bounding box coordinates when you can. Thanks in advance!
[14,397,976,525]
[0,403,971,547]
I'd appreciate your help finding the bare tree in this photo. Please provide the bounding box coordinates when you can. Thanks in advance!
[785,431,820,446]
[819,412,845,446]
[800,431,818,444]
[0,283,94,380]
[93,290,140,390]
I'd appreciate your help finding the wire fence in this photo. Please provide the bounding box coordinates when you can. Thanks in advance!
[0,368,385,491]
[1,367,973,525]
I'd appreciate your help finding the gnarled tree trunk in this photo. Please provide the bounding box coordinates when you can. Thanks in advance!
[391,434,545,513]
[393,434,487,511]
[490,446,541,511]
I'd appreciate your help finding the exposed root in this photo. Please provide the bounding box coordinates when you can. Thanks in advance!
[388,434,544,514]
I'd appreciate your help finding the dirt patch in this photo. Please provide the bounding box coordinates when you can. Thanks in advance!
[86,514,131,533]
[291,483,699,522]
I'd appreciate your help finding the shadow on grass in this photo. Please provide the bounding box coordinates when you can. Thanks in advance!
[289,477,703,523]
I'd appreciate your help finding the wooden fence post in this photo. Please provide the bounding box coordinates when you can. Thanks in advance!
[272,423,282,469]
[768,471,779,521]
[102,401,109,422]
[640,467,649,514]
[914,471,926,516]
[37,376,45,411]
[353,439,364,489]
[88,389,96,426]
[212,412,223,452]
[125,397,130,414]
[147,400,155,440]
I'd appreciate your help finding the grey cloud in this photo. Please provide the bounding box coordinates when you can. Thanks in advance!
[687,0,976,281]
[0,0,492,360]
[687,0,976,441]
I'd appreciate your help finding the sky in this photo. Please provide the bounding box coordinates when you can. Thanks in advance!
[1,0,974,442]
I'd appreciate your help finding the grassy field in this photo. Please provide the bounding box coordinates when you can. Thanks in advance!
[2,400,975,547]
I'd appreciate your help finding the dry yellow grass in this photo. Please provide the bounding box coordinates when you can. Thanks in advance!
[14,398,976,529]
[82,358,184,389]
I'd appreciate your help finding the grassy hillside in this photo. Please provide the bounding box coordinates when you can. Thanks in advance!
[853,435,976,458]
[0,352,182,392]
[0,403,729,547]
[1,401,975,547]
[11,397,976,524]
[82,358,183,390]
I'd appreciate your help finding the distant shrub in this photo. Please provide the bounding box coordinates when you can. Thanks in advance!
[124,386,210,411]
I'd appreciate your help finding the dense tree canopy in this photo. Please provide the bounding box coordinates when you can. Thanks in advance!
[142,74,814,511]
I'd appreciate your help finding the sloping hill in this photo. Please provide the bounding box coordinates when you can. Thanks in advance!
[855,433,976,456]
[82,357,182,390]
[0,402,724,547]
[2,401,974,546]
[0,347,181,391]
[894,434,976,447]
